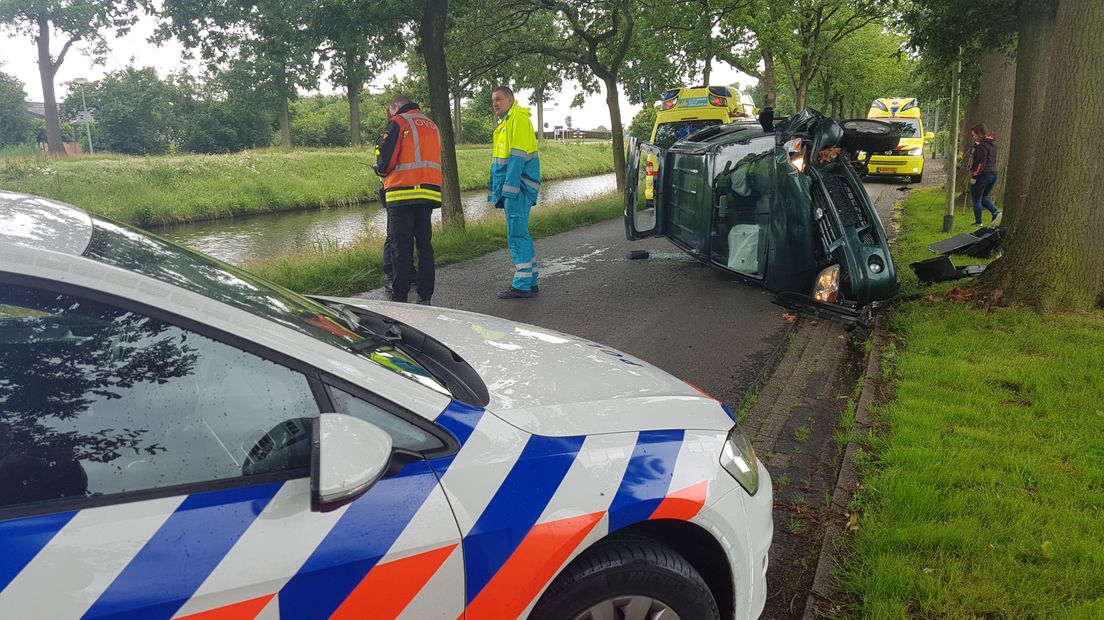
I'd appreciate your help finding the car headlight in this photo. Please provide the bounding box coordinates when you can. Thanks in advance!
[812,264,840,303]
[721,426,760,496]
[907,148,922,156]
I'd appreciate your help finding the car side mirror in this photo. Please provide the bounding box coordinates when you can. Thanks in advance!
[311,413,392,512]
[924,131,935,141]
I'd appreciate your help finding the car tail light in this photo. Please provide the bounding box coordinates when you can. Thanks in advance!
[661,100,677,110]
[709,96,726,107]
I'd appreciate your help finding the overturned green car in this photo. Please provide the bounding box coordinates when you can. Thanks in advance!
[625,109,901,323]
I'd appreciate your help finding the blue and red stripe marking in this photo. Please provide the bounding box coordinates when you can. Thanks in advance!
[0,510,76,592]
[460,433,586,604]
[83,482,281,619]
[277,460,441,620]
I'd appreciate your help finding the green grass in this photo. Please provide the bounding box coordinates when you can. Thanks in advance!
[0,143,613,227]
[250,192,623,296]
[837,188,1104,618]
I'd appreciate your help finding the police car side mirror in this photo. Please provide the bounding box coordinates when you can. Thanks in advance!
[311,413,393,512]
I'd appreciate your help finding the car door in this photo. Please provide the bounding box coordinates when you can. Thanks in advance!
[0,279,463,619]
[624,137,667,240]
[706,136,776,278]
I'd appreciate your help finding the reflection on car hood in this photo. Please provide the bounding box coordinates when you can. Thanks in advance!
[328,298,734,437]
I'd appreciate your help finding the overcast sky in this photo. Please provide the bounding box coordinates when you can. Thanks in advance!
[1,14,752,131]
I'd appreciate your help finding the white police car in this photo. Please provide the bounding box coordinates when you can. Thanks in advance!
[0,191,772,619]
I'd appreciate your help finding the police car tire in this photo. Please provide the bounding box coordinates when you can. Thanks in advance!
[529,535,721,620]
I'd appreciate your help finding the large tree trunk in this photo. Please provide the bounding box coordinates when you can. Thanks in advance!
[535,86,545,146]
[36,14,65,155]
[702,53,712,84]
[452,94,461,141]
[762,50,777,108]
[980,0,1104,310]
[347,79,362,147]
[974,51,1017,203]
[1001,0,1057,237]
[276,69,292,147]
[420,0,465,228]
[601,75,627,192]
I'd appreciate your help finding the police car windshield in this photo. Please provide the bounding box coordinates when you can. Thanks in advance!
[82,216,449,396]
[654,120,724,148]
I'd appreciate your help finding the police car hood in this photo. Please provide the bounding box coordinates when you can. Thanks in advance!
[325,298,734,436]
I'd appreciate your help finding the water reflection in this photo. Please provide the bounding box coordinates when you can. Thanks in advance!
[158,174,617,265]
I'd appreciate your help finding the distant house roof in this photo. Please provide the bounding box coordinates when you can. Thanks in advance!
[26,102,46,119]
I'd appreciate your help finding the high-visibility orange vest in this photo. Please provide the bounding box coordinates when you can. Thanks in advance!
[382,109,443,205]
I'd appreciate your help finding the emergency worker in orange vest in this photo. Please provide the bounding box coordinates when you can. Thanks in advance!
[374,94,442,304]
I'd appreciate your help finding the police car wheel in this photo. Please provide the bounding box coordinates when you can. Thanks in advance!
[529,536,721,620]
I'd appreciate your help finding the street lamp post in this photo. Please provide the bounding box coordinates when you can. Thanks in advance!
[73,78,93,155]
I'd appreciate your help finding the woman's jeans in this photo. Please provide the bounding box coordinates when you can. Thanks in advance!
[971,172,999,224]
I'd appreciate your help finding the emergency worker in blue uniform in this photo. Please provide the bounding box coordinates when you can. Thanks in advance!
[489,85,541,299]
[375,94,442,304]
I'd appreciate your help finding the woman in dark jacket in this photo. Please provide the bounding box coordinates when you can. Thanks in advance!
[969,123,1000,225]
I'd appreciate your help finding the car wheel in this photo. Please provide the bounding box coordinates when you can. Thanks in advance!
[910,173,923,183]
[839,118,902,154]
[627,249,650,260]
[529,536,720,620]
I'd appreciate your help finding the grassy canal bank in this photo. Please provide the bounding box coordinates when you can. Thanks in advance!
[837,188,1104,617]
[0,142,613,228]
[251,192,622,296]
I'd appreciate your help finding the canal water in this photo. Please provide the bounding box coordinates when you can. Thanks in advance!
[157,173,617,265]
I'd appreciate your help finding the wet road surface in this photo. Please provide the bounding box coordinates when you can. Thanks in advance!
[362,177,909,411]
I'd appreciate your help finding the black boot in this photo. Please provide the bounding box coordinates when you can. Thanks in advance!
[497,287,534,299]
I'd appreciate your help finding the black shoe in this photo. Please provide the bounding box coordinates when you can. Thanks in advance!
[497,287,534,299]
[991,210,1001,222]
[973,222,983,226]
[416,298,431,305]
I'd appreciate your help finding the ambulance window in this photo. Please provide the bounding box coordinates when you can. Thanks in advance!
[654,120,723,148]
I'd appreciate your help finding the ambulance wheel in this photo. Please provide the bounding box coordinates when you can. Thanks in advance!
[627,249,650,260]
[910,173,923,183]
[529,536,720,620]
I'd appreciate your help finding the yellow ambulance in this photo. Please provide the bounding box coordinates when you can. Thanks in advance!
[864,98,934,183]
[644,86,751,201]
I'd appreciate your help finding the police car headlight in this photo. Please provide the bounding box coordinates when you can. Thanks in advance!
[721,426,760,496]
[907,148,922,156]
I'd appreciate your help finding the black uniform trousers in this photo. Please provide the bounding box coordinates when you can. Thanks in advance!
[386,202,436,302]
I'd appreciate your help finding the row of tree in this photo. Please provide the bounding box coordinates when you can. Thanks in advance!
[899,0,1102,310]
[3,0,925,225]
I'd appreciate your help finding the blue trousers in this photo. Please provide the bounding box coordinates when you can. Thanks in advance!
[501,196,538,291]
[971,172,999,224]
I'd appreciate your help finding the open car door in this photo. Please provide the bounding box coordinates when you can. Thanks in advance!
[624,138,666,240]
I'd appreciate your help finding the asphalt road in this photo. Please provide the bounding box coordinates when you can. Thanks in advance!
[364,179,907,409]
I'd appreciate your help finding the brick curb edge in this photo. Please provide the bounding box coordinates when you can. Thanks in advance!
[800,313,889,619]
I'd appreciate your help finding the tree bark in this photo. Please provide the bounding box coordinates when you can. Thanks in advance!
[347,79,362,147]
[1001,0,1056,237]
[602,75,627,192]
[452,94,461,142]
[762,50,777,108]
[980,0,1104,310]
[36,13,65,155]
[974,51,1017,203]
[276,69,292,147]
[420,0,464,228]
[535,86,545,147]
